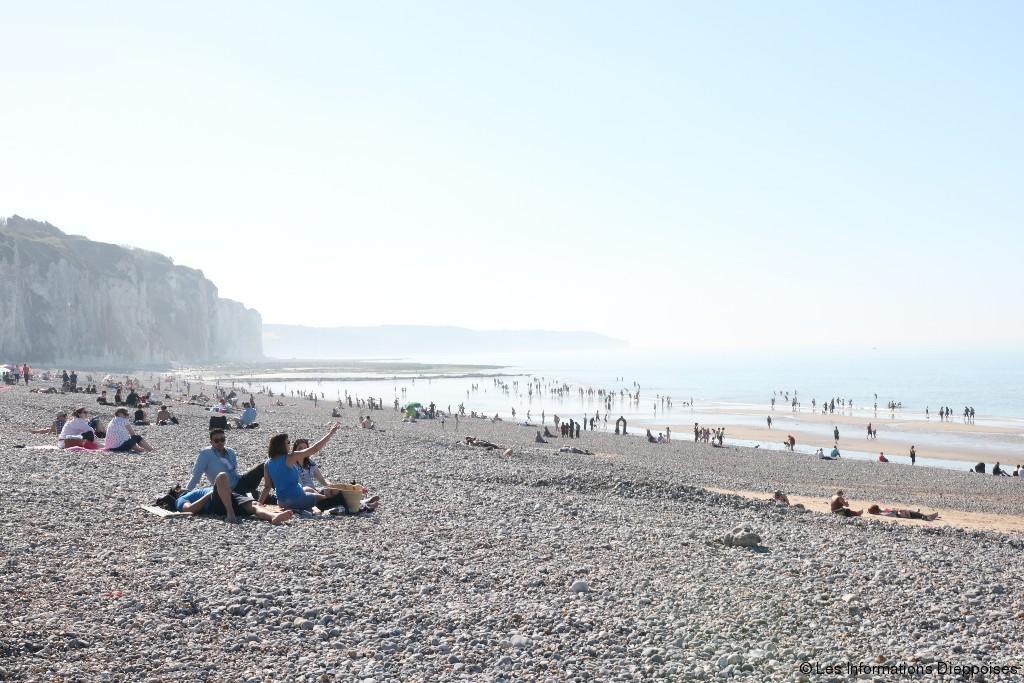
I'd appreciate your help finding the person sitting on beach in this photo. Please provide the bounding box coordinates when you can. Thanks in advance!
[96,391,110,405]
[535,431,548,444]
[543,426,556,439]
[259,426,350,514]
[830,446,841,458]
[878,452,889,463]
[866,504,939,521]
[105,408,155,453]
[770,491,805,510]
[185,429,267,500]
[359,415,376,429]
[290,438,329,492]
[972,462,985,474]
[113,389,123,405]
[31,411,67,436]
[646,429,657,443]
[156,405,178,425]
[331,407,341,418]
[992,462,1009,477]
[166,474,293,525]
[125,389,140,407]
[830,490,863,517]
[233,402,258,429]
[133,407,150,426]
[58,407,97,448]
[1014,465,1022,477]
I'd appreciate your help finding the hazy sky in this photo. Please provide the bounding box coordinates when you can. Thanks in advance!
[2,1,1022,351]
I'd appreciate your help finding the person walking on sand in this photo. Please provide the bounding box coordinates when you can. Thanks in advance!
[909,445,916,465]
[766,415,772,429]
[833,425,840,442]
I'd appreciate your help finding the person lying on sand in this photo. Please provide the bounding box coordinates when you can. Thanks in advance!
[830,490,863,517]
[558,446,593,455]
[770,491,805,509]
[464,436,501,450]
[30,411,67,435]
[259,426,352,514]
[867,504,939,521]
[160,475,293,525]
[463,437,512,457]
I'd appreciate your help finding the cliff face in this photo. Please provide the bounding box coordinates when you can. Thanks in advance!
[0,216,262,365]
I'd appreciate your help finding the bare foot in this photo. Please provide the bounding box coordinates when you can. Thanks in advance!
[271,510,294,525]
[225,515,240,524]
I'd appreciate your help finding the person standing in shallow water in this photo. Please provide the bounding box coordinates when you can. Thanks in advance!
[833,425,840,442]
[766,415,772,429]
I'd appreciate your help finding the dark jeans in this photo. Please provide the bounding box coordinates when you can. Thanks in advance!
[234,462,275,504]
[109,435,143,452]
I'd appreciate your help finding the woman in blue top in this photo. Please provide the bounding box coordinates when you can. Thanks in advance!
[259,423,348,512]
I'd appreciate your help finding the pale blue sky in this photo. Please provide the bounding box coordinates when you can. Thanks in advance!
[2,1,1021,350]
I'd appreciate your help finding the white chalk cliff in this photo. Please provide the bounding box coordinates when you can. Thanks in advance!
[0,216,262,365]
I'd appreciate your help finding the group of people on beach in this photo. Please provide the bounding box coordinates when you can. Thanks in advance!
[693,423,724,446]
[161,423,379,524]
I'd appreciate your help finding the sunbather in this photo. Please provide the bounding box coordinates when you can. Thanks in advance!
[259,425,350,513]
[830,490,862,517]
[233,402,258,429]
[30,411,67,435]
[535,431,548,444]
[770,490,805,509]
[867,504,939,521]
[543,426,556,438]
[558,446,593,455]
[156,405,178,425]
[185,429,267,499]
[58,407,96,448]
[169,473,293,525]
[464,436,501,450]
[104,408,155,453]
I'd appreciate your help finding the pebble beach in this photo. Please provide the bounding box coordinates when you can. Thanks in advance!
[2,378,1023,682]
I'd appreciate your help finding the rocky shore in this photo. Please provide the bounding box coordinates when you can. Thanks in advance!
[1,379,1022,681]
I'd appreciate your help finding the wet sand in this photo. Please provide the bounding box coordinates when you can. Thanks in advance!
[668,418,1024,466]
[708,488,1024,535]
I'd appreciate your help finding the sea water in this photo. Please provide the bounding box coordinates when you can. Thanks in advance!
[211,348,1024,471]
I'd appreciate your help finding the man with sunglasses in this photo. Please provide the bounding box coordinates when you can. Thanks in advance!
[184,429,266,498]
